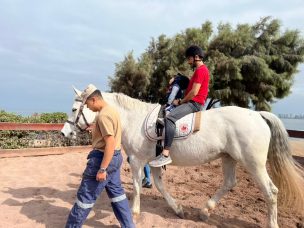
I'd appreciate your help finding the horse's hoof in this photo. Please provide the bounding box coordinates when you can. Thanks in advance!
[132,208,140,216]
[132,210,140,215]
[176,205,184,218]
[132,213,140,220]
[199,209,210,221]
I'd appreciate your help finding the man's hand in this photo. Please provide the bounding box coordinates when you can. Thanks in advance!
[173,99,180,106]
[96,171,107,181]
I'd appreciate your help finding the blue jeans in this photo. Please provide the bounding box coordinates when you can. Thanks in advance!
[165,101,202,149]
[143,164,151,184]
[65,150,134,228]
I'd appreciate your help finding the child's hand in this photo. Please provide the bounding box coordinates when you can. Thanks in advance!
[173,99,180,106]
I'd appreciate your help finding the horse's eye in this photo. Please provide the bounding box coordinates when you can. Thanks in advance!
[72,108,77,112]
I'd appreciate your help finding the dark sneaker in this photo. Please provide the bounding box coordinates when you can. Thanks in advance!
[142,178,152,188]
[142,177,148,185]
[149,154,172,167]
[143,182,152,188]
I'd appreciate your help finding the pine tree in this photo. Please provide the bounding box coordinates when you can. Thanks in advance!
[108,51,152,100]
[109,17,304,111]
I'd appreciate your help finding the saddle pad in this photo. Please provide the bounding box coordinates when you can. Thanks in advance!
[144,105,199,141]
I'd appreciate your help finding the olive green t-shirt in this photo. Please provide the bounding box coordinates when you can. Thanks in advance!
[92,105,121,151]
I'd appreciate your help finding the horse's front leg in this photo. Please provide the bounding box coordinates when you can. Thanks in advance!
[150,167,184,218]
[129,156,144,215]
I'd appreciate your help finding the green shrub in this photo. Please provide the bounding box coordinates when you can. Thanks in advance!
[0,110,23,122]
[0,110,86,149]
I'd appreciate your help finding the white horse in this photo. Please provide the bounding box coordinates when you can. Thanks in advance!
[61,88,304,228]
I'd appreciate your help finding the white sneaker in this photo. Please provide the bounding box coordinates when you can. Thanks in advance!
[149,154,172,167]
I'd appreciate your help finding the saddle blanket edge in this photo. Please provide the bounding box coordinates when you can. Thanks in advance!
[144,105,201,142]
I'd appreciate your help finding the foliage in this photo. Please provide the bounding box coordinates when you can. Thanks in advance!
[0,130,91,149]
[0,110,86,149]
[109,17,304,111]
[0,110,68,123]
[0,130,30,149]
[0,110,24,122]
[109,52,152,100]
[39,112,68,123]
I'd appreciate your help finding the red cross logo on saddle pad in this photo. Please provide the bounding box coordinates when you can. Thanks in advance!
[180,124,189,133]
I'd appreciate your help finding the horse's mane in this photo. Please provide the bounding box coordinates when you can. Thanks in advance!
[103,92,155,112]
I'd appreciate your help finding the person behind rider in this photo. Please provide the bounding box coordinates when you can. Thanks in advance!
[142,164,152,188]
[164,73,189,114]
[126,157,152,188]
[149,45,210,167]
[157,73,189,125]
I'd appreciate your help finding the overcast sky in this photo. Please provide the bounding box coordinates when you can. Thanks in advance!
[0,0,303,115]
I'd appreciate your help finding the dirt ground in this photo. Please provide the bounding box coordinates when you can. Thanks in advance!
[0,141,303,228]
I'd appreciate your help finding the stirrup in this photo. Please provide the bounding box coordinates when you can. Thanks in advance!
[156,118,165,126]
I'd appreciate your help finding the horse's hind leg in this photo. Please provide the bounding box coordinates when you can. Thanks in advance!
[247,164,279,228]
[200,154,237,221]
[150,167,185,218]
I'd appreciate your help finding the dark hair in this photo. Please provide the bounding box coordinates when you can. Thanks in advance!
[87,90,103,99]
[185,45,205,59]
[173,73,189,90]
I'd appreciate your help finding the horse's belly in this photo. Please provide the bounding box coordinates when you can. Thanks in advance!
[169,151,222,166]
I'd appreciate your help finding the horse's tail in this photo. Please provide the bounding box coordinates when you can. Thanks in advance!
[260,111,304,213]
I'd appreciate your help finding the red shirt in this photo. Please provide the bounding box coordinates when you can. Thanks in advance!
[185,64,209,105]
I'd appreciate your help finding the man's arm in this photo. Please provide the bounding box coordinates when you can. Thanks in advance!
[101,135,115,169]
[96,135,115,181]
[173,83,201,105]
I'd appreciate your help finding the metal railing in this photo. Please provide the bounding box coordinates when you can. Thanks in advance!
[0,122,64,131]
[0,122,304,138]
[1,122,302,137]
[0,122,94,131]
[0,122,303,160]
[287,130,304,138]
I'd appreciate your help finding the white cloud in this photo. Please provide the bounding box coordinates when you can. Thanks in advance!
[0,0,304,114]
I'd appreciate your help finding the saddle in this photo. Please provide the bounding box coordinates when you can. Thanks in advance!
[144,105,201,141]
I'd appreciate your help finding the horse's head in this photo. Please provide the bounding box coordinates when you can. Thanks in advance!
[61,86,96,139]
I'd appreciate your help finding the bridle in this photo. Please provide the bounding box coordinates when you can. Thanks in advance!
[66,98,90,131]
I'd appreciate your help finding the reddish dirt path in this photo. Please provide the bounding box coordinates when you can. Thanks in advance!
[0,141,303,227]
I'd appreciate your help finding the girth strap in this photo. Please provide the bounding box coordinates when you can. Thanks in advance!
[155,122,164,157]
[155,105,165,157]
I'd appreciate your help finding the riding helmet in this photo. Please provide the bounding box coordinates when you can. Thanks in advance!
[185,45,205,59]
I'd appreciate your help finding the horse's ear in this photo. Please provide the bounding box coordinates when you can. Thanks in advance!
[72,85,82,97]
